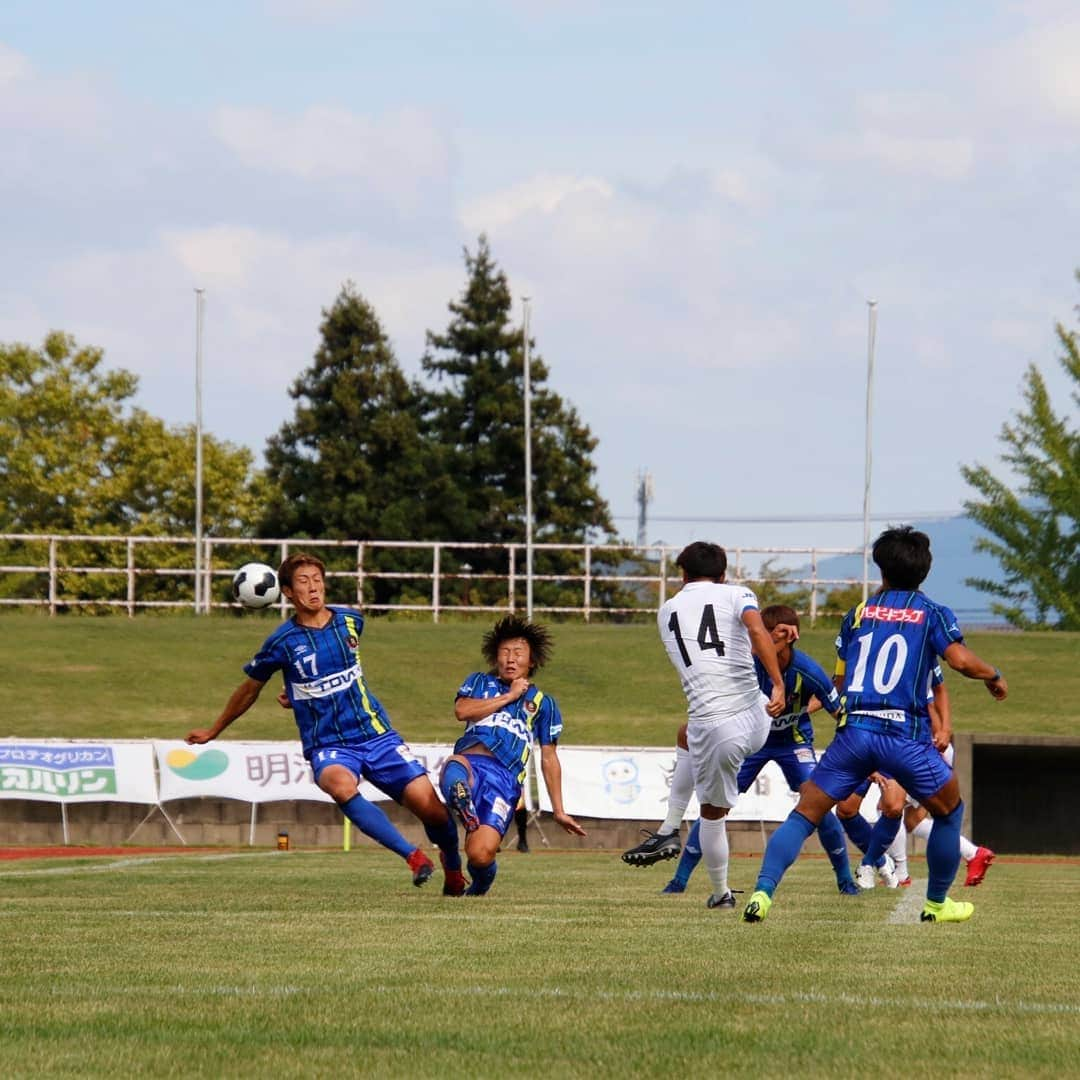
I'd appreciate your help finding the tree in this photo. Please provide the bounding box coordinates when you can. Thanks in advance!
[960,284,1080,630]
[420,237,616,603]
[0,332,265,605]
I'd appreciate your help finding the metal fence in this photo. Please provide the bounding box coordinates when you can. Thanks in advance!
[0,533,865,623]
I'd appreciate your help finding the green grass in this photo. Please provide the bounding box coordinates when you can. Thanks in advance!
[0,849,1077,1077]
[2,613,1076,745]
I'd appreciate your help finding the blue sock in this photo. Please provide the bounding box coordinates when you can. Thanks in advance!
[816,812,854,885]
[839,812,873,854]
[340,794,415,859]
[440,759,471,801]
[926,802,964,902]
[755,811,816,896]
[466,860,497,896]
[424,815,461,871]
[863,814,902,868]
[670,819,703,886]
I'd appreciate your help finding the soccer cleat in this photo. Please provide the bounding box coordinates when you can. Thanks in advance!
[447,779,480,833]
[838,879,860,896]
[661,879,687,894]
[897,876,913,888]
[439,851,467,897]
[920,896,975,923]
[855,863,877,890]
[621,829,681,867]
[741,890,772,923]
[406,848,434,887]
[964,846,995,887]
[878,853,900,888]
[706,890,740,909]
[517,837,530,854]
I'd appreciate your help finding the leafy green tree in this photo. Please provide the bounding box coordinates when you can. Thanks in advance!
[420,237,617,607]
[0,332,264,606]
[961,285,1080,630]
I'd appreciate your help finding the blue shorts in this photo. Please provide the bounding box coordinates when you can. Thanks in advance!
[310,731,427,803]
[738,741,819,794]
[462,753,522,836]
[811,727,952,805]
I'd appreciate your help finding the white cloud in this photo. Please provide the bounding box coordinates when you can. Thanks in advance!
[211,104,452,211]
[0,41,32,85]
[459,173,614,232]
[1019,18,1080,120]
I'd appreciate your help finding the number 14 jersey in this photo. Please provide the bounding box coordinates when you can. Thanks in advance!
[657,580,762,722]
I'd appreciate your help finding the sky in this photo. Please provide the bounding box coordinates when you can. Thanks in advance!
[3,0,1079,560]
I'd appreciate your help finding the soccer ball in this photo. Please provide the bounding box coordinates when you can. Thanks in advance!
[232,562,281,609]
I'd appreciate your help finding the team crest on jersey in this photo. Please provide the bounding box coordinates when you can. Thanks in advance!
[347,635,358,650]
[525,699,538,715]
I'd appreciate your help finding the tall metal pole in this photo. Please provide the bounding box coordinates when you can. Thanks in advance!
[523,297,533,619]
[194,288,205,614]
[861,300,878,602]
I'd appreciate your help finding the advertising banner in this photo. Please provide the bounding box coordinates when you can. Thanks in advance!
[0,741,157,804]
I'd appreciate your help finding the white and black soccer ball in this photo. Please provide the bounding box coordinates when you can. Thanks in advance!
[232,562,281,609]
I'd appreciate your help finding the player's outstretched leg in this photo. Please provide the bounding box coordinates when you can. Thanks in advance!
[439,757,480,833]
[339,793,416,859]
[963,846,995,887]
[741,810,816,923]
[663,818,702,893]
[465,860,497,896]
[622,828,681,867]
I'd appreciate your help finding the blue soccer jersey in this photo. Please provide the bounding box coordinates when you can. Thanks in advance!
[754,648,842,746]
[834,590,964,743]
[243,606,395,759]
[453,672,563,783]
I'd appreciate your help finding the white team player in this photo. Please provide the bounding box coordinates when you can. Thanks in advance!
[648,541,785,909]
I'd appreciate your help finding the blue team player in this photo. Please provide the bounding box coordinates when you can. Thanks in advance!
[742,527,1008,925]
[661,604,860,897]
[439,615,587,895]
[186,552,466,896]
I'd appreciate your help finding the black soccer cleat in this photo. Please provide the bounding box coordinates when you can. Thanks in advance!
[621,829,681,867]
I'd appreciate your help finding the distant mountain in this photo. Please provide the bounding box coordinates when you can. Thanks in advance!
[808,514,1010,626]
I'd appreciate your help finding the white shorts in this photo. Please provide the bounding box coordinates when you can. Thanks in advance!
[686,702,771,809]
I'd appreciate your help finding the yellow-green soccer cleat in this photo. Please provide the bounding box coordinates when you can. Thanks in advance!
[920,896,974,923]
[742,890,772,923]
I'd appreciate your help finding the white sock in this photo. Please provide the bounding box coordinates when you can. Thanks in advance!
[911,818,933,843]
[959,835,978,861]
[888,827,908,880]
[660,746,694,834]
[700,817,730,897]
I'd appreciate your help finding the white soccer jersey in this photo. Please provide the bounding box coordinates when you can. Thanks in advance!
[657,580,762,722]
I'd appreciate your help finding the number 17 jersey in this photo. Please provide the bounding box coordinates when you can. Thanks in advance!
[657,580,762,722]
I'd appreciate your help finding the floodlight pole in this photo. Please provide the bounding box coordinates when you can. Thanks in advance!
[523,297,534,619]
[861,300,878,602]
[194,288,205,615]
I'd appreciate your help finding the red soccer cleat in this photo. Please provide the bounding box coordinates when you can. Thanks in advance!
[406,847,434,887]
[964,846,995,887]
[440,851,467,896]
[897,876,912,887]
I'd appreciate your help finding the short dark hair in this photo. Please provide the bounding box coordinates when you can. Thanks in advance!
[278,552,326,589]
[676,541,727,581]
[482,615,553,676]
[761,604,800,632]
[872,526,932,590]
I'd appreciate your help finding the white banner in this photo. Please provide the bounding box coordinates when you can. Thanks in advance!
[0,741,157,804]
[537,746,802,822]
[154,740,457,804]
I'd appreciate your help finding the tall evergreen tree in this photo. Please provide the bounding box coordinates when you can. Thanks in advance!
[421,237,614,550]
[961,278,1080,629]
[262,283,453,543]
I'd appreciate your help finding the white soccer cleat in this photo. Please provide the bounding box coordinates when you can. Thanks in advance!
[878,853,900,889]
[855,862,877,890]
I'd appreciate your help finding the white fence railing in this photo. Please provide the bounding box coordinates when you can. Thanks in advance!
[0,534,865,623]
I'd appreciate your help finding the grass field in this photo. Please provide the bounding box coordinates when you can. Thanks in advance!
[0,848,1077,1078]
[3,612,1076,745]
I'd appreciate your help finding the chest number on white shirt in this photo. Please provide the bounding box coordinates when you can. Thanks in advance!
[848,631,907,694]
[668,606,726,668]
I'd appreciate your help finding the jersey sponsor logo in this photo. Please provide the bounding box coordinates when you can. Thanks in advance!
[292,663,361,700]
[853,708,908,724]
[771,712,799,730]
[863,605,925,624]
[470,709,531,743]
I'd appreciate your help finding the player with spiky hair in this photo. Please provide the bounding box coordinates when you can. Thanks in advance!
[439,615,586,895]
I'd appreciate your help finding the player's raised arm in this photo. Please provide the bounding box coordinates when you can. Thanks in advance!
[186,676,266,744]
[539,743,587,837]
[453,675,529,722]
[742,608,785,717]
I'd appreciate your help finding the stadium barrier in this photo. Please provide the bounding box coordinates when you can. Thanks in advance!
[0,533,863,623]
